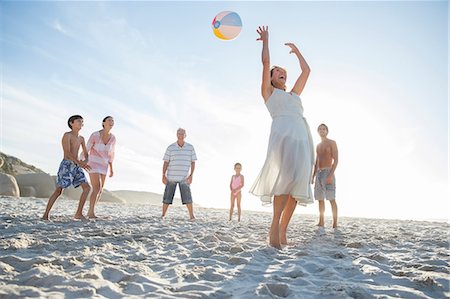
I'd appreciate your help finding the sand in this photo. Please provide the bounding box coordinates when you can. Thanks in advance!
[0,196,448,298]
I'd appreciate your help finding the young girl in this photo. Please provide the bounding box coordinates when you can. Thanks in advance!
[229,163,244,222]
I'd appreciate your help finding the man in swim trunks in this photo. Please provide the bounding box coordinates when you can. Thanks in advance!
[42,115,91,220]
[312,124,339,228]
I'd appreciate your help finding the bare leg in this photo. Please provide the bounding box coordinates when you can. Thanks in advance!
[186,203,195,219]
[236,193,242,222]
[88,173,101,218]
[330,200,338,228]
[269,195,288,249]
[318,200,325,227]
[229,194,235,221]
[162,203,169,217]
[42,187,63,220]
[95,174,106,205]
[280,196,297,245]
[74,182,91,219]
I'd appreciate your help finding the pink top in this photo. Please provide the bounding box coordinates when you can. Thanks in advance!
[231,175,242,190]
[87,131,116,175]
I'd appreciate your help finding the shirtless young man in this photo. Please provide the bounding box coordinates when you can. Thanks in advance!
[42,115,91,220]
[312,124,339,228]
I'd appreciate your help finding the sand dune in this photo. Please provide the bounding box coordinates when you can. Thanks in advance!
[0,196,448,298]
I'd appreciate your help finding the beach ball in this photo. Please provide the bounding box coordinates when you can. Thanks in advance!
[212,11,242,40]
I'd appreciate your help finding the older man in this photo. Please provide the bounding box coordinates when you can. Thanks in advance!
[161,128,197,219]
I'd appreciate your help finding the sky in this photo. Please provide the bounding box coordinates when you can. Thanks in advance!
[1,1,448,221]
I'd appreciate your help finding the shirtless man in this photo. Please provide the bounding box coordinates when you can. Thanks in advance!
[42,115,91,220]
[312,123,339,228]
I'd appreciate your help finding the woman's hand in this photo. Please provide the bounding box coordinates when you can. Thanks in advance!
[79,160,92,171]
[285,43,300,55]
[256,26,269,42]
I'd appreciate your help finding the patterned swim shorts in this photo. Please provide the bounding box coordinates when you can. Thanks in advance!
[314,168,336,200]
[56,159,87,188]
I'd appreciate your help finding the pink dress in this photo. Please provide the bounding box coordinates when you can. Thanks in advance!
[86,131,116,175]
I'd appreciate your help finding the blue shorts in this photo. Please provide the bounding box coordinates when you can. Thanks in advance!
[314,168,336,201]
[56,159,87,188]
[163,181,193,205]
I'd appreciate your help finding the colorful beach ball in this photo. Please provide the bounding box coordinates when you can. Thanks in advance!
[211,11,242,41]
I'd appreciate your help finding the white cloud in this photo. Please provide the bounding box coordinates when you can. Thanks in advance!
[52,19,69,36]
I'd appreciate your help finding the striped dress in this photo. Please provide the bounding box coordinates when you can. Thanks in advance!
[86,131,116,175]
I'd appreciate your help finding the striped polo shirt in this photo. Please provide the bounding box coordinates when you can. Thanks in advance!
[163,142,197,182]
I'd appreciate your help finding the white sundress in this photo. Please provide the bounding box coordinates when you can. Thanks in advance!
[250,88,315,205]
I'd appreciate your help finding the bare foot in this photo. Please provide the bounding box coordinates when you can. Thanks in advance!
[41,215,49,221]
[88,214,98,219]
[269,242,282,250]
[74,214,86,220]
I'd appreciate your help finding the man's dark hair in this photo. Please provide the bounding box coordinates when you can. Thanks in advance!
[318,123,329,132]
[68,115,83,129]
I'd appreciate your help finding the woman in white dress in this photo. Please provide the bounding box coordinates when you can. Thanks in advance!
[250,26,314,249]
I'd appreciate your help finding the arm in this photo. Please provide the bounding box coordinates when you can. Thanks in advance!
[285,43,310,96]
[81,136,89,162]
[230,176,233,191]
[79,137,91,170]
[188,147,197,184]
[162,160,169,185]
[108,138,116,177]
[257,26,273,102]
[326,141,339,184]
[311,148,319,184]
[86,133,94,155]
[187,162,195,184]
[233,175,245,193]
[109,162,114,177]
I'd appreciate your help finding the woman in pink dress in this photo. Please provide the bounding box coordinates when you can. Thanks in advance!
[86,116,116,218]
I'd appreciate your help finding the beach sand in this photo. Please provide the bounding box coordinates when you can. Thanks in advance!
[0,196,448,298]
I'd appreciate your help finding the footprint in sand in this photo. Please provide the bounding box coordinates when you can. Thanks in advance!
[264,283,290,297]
[228,257,248,265]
